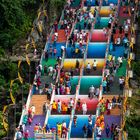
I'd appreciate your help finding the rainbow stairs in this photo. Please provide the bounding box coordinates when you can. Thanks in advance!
[17,0,134,139]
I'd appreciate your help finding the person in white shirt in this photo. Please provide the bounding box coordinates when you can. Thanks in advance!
[124,24,129,33]
[93,59,97,70]
[69,98,74,108]
[30,105,36,117]
[119,77,124,90]
[54,32,58,37]
[16,130,22,140]
[79,33,83,40]
[82,102,87,115]
[89,85,95,99]
[110,3,114,11]
[34,49,37,58]
[118,57,123,67]
[127,19,131,25]
[89,12,94,20]
[116,37,121,45]
[57,100,61,113]
[61,45,65,56]
[48,65,53,76]
[96,126,102,140]
[39,64,42,72]
[86,62,91,74]
[95,88,100,98]
[62,121,66,128]
[88,115,93,125]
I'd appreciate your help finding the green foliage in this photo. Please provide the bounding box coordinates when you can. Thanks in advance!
[0,130,6,139]
[132,61,140,77]
[49,0,66,22]
[0,0,38,49]
[0,111,7,138]
[126,92,140,140]
[51,0,66,10]
[0,61,17,81]
[126,115,140,140]
[127,127,140,140]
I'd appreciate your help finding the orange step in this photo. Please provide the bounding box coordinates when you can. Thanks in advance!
[102,95,122,115]
[110,108,121,115]
[102,95,123,100]
[104,108,121,115]
[30,95,49,115]
[52,29,67,43]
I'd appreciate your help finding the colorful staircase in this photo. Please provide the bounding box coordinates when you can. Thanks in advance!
[16,0,135,139]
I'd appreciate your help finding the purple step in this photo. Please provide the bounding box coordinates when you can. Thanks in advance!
[25,115,45,138]
[101,115,121,138]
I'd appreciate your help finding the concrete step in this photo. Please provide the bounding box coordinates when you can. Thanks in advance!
[30,95,49,115]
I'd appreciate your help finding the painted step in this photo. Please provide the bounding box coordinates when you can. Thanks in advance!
[101,115,121,138]
[25,115,45,138]
[30,95,49,115]
[105,108,121,116]
[102,95,122,115]
[52,29,67,43]
[102,95,121,100]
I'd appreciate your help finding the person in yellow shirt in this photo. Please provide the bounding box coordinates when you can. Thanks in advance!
[100,115,104,122]
[52,100,57,113]
[96,117,101,127]
[57,123,62,137]
[61,102,65,114]
[63,103,68,114]
[100,121,105,130]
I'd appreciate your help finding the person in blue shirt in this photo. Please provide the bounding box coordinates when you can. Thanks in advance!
[46,124,50,133]
[106,124,110,137]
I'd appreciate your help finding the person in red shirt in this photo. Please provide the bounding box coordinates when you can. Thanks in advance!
[28,117,32,125]
[24,130,29,140]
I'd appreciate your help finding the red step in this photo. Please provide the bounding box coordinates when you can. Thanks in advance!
[52,29,67,43]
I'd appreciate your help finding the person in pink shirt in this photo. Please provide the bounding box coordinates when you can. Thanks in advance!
[24,130,29,140]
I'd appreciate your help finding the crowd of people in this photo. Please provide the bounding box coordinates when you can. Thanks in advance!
[99,96,122,115]
[48,98,89,115]
[15,0,140,139]
[85,59,98,74]
[15,105,36,140]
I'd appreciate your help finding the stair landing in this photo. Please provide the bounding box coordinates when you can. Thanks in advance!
[30,95,49,115]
